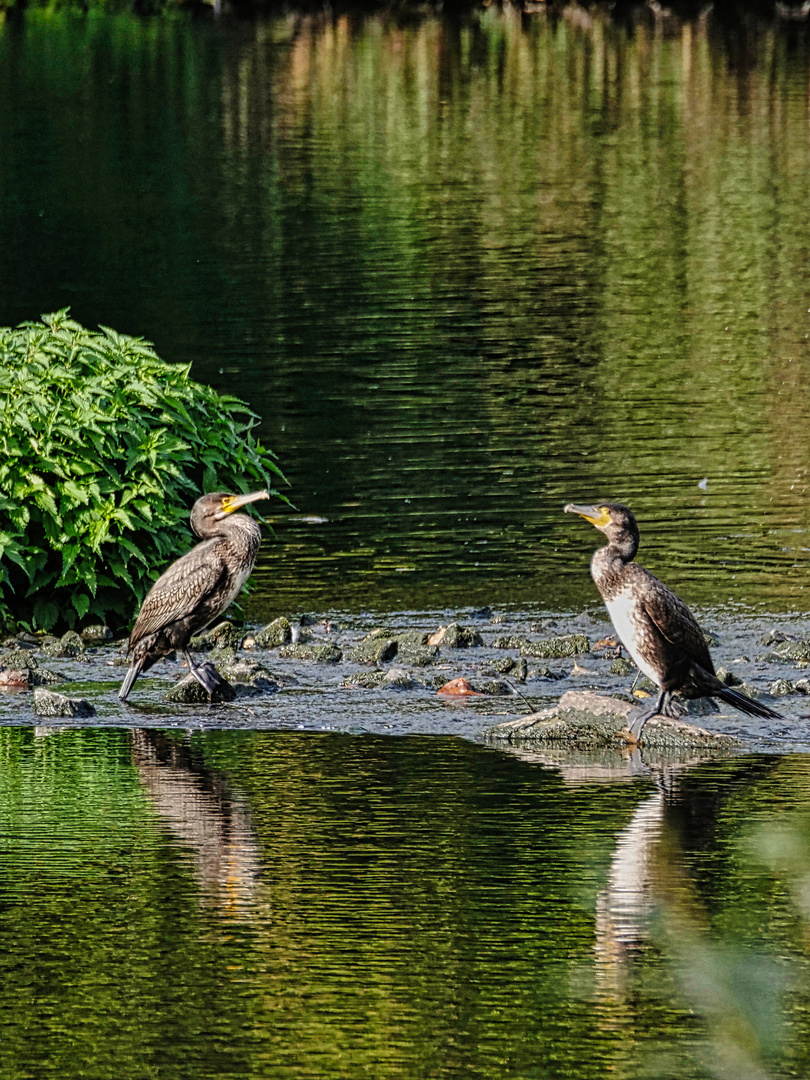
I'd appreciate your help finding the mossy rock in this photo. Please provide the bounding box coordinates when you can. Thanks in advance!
[486,691,740,750]
[492,635,531,650]
[223,658,279,689]
[437,623,483,648]
[343,671,388,689]
[0,649,38,669]
[279,643,342,663]
[520,634,590,659]
[609,657,633,676]
[351,632,398,665]
[80,624,113,643]
[253,617,293,648]
[33,688,96,718]
[772,639,810,662]
[164,669,237,704]
[770,678,796,697]
[43,631,85,658]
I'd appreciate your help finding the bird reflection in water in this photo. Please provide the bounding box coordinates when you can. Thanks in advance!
[131,729,262,915]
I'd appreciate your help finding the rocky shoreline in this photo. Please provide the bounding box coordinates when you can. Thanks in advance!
[1,607,809,751]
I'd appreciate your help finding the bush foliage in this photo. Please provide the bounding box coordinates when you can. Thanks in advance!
[0,310,285,632]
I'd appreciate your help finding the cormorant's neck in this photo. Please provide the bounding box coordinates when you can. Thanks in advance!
[604,528,638,563]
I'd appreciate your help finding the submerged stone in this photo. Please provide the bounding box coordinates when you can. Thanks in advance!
[33,688,96,718]
[486,690,740,749]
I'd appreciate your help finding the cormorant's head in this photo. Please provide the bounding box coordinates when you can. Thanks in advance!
[191,490,270,537]
[563,502,639,550]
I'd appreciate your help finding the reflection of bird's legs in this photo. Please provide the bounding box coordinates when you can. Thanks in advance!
[183,651,220,698]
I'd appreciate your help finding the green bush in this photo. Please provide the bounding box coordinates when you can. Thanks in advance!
[0,310,286,632]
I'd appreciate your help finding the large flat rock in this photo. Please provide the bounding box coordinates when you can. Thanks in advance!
[486,690,741,750]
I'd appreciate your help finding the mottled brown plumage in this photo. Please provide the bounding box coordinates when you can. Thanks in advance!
[564,501,783,740]
[119,490,269,701]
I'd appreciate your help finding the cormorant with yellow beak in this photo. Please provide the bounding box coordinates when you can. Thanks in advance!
[564,502,783,741]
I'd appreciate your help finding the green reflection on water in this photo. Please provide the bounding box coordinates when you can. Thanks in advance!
[1,11,810,617]
[3,729,810,1078]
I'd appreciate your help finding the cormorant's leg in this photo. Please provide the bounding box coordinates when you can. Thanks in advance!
[183,651,221,698]
[628,689,670,741]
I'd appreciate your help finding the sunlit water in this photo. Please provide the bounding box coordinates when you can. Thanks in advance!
[1,8,810,614]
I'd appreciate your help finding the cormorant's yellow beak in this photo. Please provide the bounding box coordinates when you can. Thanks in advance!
[220,490,270,515]
[564,503,612,528]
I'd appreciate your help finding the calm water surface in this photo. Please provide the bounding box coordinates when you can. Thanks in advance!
[1,8,810,614]
[2,728,810,1079]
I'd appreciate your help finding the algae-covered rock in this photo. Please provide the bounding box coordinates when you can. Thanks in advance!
[32,668,65,686]
[431,623,483,648]
[43,631,85,658]
[383,667,417,690]
[351,631,397,665]
[395,632,439,666]
[222,658,280,690]
[208,646,237,667]
[610,657,634,676]
[81,624,113,643]
[254,617,293,648]
[190,621,244,651]
[33,688,96,718]
[770,678,796,697]
[0,649,38,670]
[280,643,343,663]
[492,635,531,651]
[343,670,388,689]
[772,639,810,663]
[474,679,513,696]
[520,634,590,659]
[486,690,740,750]
[164,665,237,703]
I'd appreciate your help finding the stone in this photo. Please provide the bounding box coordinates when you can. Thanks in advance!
[253,617,293,648]
[279,643,342,663]
[383,667,416,689]
[0,668,30,688]
[492,634,532,650]
[342,671,388,689]
[351,631,397,664]
[772,639,810,663]
[0,649,38,670]
[222,658,279,688]
[33,688,96,718]
[716,667,743,686]
[431,623,483,648]
[770,678,796,697]
[520,634,590,659]
[609,657,634,676]
[164,664,237,703]
[80,624,113,643]
[43,631,85,658]
[486,690,740,749]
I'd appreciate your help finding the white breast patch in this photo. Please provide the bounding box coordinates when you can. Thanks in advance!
[604,590,660,687]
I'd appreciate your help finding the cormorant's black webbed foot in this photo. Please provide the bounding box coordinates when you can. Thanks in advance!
[184,653,223,698]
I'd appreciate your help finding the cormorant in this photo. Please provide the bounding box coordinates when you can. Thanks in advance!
[564,502,783,741]
[119,489,270,701]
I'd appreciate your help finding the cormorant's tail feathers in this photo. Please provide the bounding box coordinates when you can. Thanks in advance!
[714,684,783,721]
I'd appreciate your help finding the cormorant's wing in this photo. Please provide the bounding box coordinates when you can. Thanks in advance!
[635,571,714,672]
[129,539,226,647]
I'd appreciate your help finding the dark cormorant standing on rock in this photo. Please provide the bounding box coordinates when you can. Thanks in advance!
[564,501,783,741]
[119,489,270,701]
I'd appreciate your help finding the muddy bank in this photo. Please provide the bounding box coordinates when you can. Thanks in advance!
[0,606,809,751]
